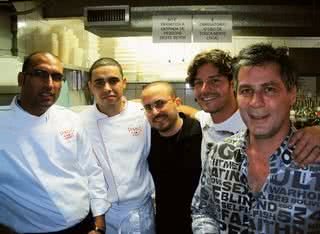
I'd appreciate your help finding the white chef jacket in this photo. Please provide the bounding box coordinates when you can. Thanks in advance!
[80,100,154,209]
[0,97,109,233]
[195,110,246,163]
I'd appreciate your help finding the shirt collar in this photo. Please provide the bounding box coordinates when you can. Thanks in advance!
[238,125,297,166]
[93,97,128,120]
[203,110,246,135]
[12,96,50,122]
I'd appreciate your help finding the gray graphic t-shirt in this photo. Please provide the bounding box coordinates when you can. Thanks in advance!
[191,127,320,234]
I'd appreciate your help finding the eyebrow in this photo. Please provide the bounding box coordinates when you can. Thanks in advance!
[238,81,281,89]
[194,74,222,80]
[94,76,120,81]
[262,81,281,87]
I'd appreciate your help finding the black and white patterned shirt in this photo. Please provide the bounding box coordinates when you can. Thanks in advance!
[191,127,320,234]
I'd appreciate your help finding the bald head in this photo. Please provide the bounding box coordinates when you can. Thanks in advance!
[22,52,62,73]
[142,81,176,99]
[18,52,64,116]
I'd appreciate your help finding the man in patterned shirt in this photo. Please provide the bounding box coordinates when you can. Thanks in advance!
[191,43,320,234]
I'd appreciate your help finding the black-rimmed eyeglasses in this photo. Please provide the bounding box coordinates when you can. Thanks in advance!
[24,69,65,82]
[143,99,172,112]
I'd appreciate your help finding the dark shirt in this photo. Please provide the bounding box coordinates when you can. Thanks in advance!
[148,113,202,234]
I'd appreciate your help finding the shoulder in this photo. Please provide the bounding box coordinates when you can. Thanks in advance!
[0,105,13,120]
[194,110,211,128]
[126,101,144,112]
[224,110,246,133]
[69,105,90,113]
[78,105,96,120]
[0,105,13,113]
[125,101,146,120]
[47,105,86,132]
[52,104,77,115]
[51,105,81,121]
[181,113,202,136]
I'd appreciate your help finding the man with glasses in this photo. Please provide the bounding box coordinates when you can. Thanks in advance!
[141,81,202,234]
[80,58,155,234]
[0,52,108,234]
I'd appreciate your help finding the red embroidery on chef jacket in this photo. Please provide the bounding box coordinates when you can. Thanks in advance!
[128,127,143,136]
[60,129,75,140]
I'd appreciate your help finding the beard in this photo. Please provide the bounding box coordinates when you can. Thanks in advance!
[152,113,177,134]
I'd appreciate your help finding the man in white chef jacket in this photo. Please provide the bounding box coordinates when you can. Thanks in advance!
[0,52,108,234]
[80,57,155,234]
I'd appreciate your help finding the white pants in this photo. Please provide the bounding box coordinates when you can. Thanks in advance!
[105,197,155,234]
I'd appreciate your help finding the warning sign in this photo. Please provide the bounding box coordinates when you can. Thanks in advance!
[152,15,192,43]
[193,15,232,42]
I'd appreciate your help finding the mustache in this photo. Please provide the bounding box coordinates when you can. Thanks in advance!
[152,113,167,122]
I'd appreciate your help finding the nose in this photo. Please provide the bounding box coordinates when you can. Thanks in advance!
[200,81,212,93]
[151,106,161,115]
[103,81,112,91]
[43,76,54,88]
[250,91,265,107]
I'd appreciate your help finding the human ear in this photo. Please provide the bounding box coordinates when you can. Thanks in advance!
[18,72,25,86]
[174,97,182,106]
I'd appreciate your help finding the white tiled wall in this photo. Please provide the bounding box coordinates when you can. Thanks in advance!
[100,36,320,83]
[113,36,320,105]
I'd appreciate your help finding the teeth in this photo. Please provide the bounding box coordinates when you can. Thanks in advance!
[251,115,266,119]
[41,93,52,97]
[202,96,216,101]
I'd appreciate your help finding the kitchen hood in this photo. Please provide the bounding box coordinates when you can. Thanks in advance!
[83,4,319,37]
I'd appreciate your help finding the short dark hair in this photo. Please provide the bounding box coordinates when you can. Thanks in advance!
[22,51,59,72]
[89,57,124,80]
[142,81,176,98]
[233,43,297,91]
[186,49,233,87]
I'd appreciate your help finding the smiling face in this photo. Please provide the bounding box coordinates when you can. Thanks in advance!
[88,65,126,114]
[141,83,181,136]
[18,53,64,116]
[237,63,296,140]
[193,63,238,123]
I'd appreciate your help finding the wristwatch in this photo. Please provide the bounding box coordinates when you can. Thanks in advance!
[94,226,105,234]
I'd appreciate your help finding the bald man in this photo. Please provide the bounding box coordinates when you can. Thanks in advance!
[141,81,202,234]
[0,52,108,234]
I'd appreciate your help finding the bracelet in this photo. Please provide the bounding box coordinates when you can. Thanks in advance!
[95,227,105,234]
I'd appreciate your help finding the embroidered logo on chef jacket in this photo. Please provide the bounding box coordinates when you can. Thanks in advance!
[59,129,75,141]
[128,126,143,136]
[127,117,145,136]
